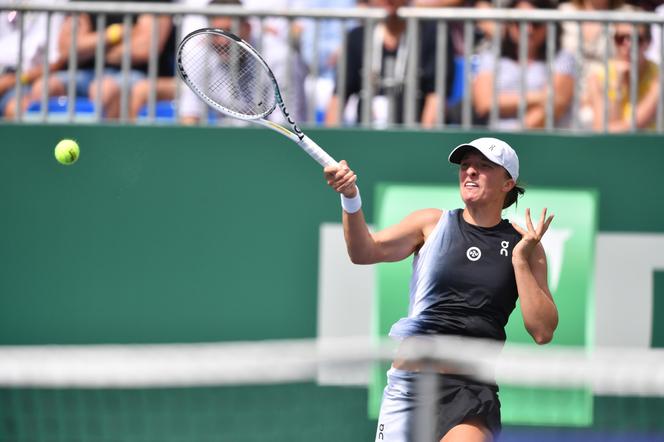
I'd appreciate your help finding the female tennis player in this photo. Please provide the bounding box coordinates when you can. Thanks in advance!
[324,137,558,442]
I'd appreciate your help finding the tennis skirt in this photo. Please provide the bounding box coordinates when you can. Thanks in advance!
[374,367,501,442]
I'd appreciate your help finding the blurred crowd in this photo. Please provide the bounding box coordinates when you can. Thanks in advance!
[0,0,662,132]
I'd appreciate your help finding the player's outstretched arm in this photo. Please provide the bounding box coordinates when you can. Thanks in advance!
[324,161,441,265]
[511,208,558,345]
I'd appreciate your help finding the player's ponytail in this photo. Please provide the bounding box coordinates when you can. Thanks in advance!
[503,183,525,209]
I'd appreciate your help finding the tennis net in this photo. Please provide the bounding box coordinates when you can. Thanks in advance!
[1,336,663,442]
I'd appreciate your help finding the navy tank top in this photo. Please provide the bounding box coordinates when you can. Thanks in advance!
[389,208,522,341]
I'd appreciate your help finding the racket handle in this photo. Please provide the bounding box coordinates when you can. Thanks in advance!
[298,135,338,168]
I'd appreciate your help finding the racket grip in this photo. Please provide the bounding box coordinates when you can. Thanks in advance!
[298,135,338,168]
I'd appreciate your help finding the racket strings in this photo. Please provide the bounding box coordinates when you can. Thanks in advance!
[179,33,275,119]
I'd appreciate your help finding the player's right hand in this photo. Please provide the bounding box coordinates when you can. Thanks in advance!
[324,160,357,198]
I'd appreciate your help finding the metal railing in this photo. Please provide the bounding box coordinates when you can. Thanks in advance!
[2,1,663,133]
[400,7,664,132]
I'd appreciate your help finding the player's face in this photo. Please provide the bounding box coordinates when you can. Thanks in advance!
[458,151,513,207]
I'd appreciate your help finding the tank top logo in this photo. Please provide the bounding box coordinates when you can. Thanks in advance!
[466,246,482,261]
[500,241,510,257]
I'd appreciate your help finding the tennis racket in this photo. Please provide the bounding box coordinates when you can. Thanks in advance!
[176,28,338,168]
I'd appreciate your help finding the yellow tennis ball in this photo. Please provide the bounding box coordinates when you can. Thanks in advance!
[54,139,80,165]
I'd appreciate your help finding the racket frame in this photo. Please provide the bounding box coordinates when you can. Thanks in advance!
[177,28,337,167]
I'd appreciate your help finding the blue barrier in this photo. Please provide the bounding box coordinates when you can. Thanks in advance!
[137,100,176,122]
[26,96,95,114]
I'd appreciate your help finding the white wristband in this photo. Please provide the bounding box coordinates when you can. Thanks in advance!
[340,187,362,214]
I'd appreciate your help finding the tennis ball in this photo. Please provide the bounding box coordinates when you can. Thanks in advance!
[54,139,80,165]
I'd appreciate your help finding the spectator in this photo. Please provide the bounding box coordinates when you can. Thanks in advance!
[645,3,664,64]
[28,0,174,120]
[0,8,65,118]
[291,0,357,124]
[129,67,175,121]
[129,16,177,119]
[473,0,576,130]
[243,0,309,124]
[325,0,455,128]
[466,0,513,53]
[558,0,633,128]
[180,0,306,124]
[413,0,466,56]
[179,0,308,125]
[587,21,659,131]
[471,0,496,51]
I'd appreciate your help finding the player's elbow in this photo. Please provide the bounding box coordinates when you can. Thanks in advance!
[527,322,557,345]
[346,241,380,265]
[531,331,553,345]
[348,253,374,265]
[349,255,363,264]
[347,247,380,265]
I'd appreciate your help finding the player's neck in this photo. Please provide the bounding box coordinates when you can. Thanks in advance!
[462,205,503,228]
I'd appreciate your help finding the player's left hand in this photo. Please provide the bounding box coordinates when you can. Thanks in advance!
[511,208,554,264]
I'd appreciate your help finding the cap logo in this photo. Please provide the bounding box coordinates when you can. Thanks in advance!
[489,144,495,151]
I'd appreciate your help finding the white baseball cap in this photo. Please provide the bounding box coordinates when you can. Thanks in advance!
[448,137,519,181]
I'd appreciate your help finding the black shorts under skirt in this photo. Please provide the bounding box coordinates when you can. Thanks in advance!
[375,368,501,441]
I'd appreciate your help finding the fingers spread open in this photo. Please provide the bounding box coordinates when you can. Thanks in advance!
[525,208,535,234]
[538,208,547,225]
[510,221,526,236]
[542,214,555,234]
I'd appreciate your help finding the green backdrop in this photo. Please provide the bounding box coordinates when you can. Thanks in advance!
[1,123,663,441]
[1,123,663,345]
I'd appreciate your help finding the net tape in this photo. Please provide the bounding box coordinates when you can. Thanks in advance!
[1,336,663,395]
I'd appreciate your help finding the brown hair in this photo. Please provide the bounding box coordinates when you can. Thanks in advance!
[503,169,525,209]
[503,184,525,209]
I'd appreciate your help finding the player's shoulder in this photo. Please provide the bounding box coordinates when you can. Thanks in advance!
[409,207,444,218]
[405,208,444,229]
[398,209,444,242]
